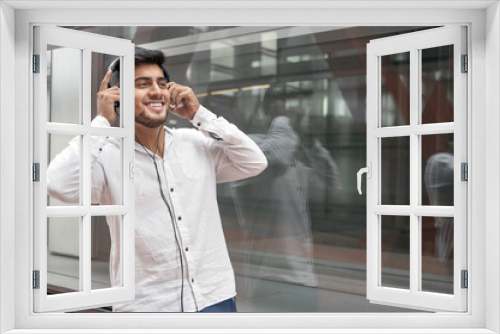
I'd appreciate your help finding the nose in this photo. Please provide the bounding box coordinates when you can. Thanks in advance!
[148,81,161,96]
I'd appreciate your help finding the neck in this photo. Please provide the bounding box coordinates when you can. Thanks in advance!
[135,123,165,158]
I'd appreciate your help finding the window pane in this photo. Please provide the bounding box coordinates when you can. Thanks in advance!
[91,52,123,128]
[47,134,81,206]
[47,45,81,124]
[92,215,121,290]
[91,136,122,206]
[421,45,454,124]
[381,52,410,127]
[421,216,453,294]
[69,25,434,313]
[422,134,454,206]
[47,217,81,294]
[230,84,327,311]
[381,137,410,205]
[381,215,410,290]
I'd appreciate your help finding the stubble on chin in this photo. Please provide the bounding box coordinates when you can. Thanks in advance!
[135,109,168,128]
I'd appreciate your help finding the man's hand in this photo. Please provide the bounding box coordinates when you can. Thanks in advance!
[97,70,120,125]
[167,82,200,120]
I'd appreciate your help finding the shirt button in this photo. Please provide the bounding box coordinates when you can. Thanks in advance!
[197,122,201,126]
[191,278,195,283]
[178,216,182,221]
[170,188,174,192]
[185,247,189,252]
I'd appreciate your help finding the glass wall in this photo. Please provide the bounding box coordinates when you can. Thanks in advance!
[53,26,444,312]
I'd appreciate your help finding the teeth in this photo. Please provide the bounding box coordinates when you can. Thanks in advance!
[149,103,163,107]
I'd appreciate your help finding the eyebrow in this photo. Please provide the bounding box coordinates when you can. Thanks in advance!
[135,76,167,81]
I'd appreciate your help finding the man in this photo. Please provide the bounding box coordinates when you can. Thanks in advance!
[47,47,267,312]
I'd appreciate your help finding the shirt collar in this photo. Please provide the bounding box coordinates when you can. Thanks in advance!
[134,126,174,158]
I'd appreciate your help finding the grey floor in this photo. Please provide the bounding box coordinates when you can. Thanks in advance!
[233,275,422,313]
[48,253,423,313]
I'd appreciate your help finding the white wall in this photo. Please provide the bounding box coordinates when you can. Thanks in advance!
[0,2,16,334]
[486,2,500,333]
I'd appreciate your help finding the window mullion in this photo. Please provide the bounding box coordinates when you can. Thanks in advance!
[46,206,90,217]
[83,48,91,127]
[81,48,93,296]
[82,46,91,209]
[90,205,129,216]
[82,214,91,293]
[409,47,419,294]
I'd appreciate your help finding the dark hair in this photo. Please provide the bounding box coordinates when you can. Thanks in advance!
[108,47,169,87]
[262,83,286,115]
[134,46,166,68]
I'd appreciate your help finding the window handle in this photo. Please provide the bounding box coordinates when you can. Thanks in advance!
[357,162,372,195]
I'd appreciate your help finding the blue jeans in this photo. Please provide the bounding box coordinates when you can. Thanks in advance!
[200,298,237,312]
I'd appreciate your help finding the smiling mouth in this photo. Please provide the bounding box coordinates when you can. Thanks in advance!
[145,101,165,107]
[144,101,166,112]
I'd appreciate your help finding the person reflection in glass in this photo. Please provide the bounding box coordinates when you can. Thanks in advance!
[424,134,454,269]
[230,83,342,312]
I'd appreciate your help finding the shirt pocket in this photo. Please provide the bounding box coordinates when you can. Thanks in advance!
[174,141,211,180]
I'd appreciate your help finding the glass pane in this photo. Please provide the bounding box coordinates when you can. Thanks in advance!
[230,83,324,311]
[381,215,410,289]
[421,45,454,124]
[47,217,81,294]
[421,216,454,294]
[68,25,435,313]
[381,137,410,205]
[47,45,82,124]
[91,52,123,128]
[422,134,454,206]
[47,134,81,206]
[91,136,122,206]
[92,215,121,290]
[381,52,410,127]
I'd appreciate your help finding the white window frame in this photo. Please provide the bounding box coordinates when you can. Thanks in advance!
[365,26,468,312]
[32,25,136,313]
[0,1,499,333]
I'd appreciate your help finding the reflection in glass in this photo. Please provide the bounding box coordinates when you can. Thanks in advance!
[91,137,123,206]
[381,137,410,205]
[421,45,454,124]
[381,215,410,290]
[91,52,123,128]
[47,134,81,206]
[92,215,120,290]
[381,52,410,127]
[421,217,453,294]
[422,134,454,206]
[47,217,80,294]
[231,83,343,312]
[47,45,82,124]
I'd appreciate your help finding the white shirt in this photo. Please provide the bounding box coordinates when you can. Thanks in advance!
[47,106,268,312]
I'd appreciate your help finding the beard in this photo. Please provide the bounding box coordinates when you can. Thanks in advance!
[135,108,168,128]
